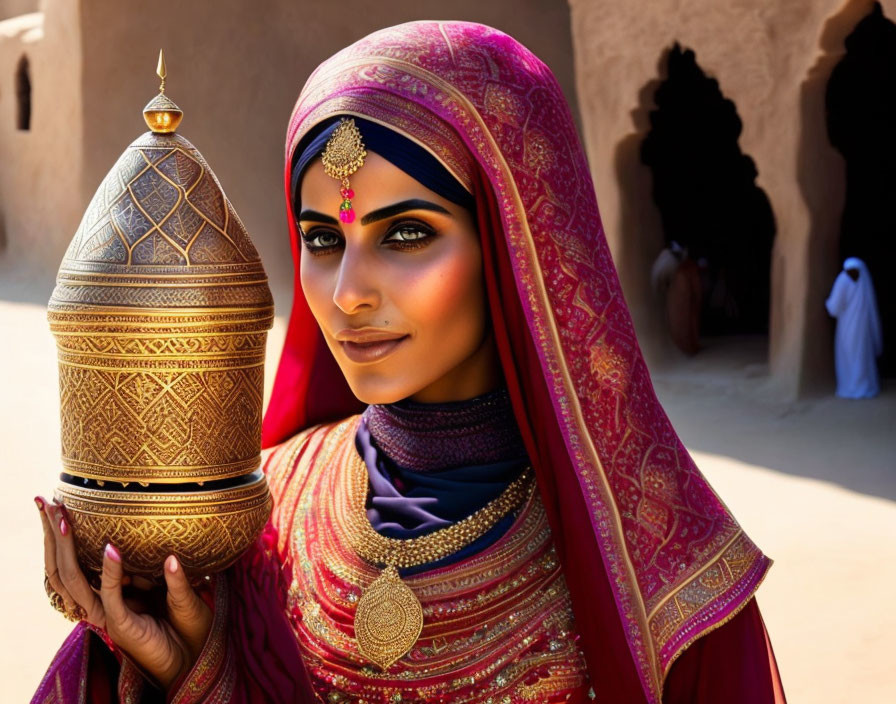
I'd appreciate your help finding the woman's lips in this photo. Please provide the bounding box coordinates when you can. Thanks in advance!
[336,330,409,364]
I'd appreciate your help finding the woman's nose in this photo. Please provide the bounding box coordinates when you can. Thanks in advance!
[332,246,381,314]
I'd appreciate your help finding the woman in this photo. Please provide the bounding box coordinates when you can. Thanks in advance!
[34,21,785,703]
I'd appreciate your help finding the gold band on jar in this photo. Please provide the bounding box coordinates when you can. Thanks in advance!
[49,304,271,484]
[55,474,272,579]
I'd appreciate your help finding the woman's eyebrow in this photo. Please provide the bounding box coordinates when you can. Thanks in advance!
[298,209,340,225]
[360,199,450,225]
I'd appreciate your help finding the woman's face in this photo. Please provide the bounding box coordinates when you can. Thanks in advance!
[298,151,499,405]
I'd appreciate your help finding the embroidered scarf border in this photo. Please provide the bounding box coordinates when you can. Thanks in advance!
[276,22,771,703]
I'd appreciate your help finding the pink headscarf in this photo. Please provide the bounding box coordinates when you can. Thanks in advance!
[263,21,771,703]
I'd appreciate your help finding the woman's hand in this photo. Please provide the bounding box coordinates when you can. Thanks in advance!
[36,495,213,692]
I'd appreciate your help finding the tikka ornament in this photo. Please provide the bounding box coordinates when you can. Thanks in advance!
[321,117,367,223]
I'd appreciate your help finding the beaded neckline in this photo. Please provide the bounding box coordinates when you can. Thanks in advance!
[362,386,527,473]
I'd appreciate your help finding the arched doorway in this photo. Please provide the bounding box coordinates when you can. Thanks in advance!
[641,44,775,350]
[826,2,896,375]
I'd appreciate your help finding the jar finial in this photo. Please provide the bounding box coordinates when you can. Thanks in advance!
[143,49,183,133]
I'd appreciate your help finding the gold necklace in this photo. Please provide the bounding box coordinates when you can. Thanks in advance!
[343,455,535,670]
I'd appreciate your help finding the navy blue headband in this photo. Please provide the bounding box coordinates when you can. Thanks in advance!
[290,116,475,214]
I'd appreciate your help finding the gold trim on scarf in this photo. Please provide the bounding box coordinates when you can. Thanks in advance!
[308,54,662,690]
[283,46,772,701]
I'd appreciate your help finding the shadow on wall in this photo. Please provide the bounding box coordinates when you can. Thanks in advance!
[613,77,667,366]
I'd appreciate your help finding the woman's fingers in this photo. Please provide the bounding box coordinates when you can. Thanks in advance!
[36,497,75,609]
[163,556,212,660]
[99,545,184,688]
[99,543,134,635]
[48,501,104,627]
[100,543,157,650]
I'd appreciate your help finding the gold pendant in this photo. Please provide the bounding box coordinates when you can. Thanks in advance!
[354,565,424,671]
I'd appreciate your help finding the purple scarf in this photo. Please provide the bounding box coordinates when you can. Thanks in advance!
[355,387,528,574]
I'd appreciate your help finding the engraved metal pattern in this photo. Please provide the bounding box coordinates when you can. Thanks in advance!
[48,130,273,484]
[56,132,266,278]
[49,283,271,308]
[144,93,181,112]
[55,477,272,578]
[49,311,267,483]
[48,127,273,576]
[354,565,424,671]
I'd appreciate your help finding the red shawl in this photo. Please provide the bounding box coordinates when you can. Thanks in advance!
[262,20,780,704]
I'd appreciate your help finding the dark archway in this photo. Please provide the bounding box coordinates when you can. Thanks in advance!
[826,2,896,374]
[641,44,775,337]
[15,55,31,131]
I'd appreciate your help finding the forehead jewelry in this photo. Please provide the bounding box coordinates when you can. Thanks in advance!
[321,117,367,224]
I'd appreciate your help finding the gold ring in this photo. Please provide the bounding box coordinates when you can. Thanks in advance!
[44,573,86,622]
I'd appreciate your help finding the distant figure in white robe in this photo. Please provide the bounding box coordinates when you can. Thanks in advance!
[825,257,883,398]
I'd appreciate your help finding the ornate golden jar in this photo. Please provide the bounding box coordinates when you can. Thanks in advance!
[49,53,273,579]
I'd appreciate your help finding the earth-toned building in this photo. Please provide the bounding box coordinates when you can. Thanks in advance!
[1,0,893,398]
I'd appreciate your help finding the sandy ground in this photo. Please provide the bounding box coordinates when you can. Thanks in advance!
[651,338,896,704]
[1,291,893,703]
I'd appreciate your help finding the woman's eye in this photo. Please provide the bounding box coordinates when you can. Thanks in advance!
[301,229,342,253]
[383,224,435,247]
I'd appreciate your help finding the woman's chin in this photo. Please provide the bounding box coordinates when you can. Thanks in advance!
[344,376,422,406]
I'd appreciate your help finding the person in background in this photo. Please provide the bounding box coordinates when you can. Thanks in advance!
[825,257,883,398]
[652,242,702,355]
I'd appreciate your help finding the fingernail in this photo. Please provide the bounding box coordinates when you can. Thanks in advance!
[34,497,44,511]
[105,543,121,563]
[166,555,179,574]
[59,517,68,537]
